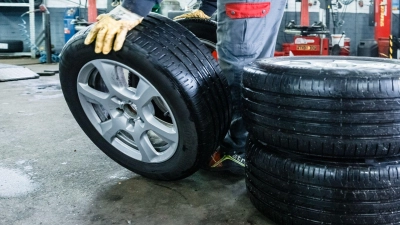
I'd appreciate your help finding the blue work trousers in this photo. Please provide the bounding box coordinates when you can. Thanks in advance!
[216,0,287,150]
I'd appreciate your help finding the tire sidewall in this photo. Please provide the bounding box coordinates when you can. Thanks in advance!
[250,56,400,78]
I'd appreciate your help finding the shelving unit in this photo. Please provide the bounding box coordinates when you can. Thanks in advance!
[0,0,36,58]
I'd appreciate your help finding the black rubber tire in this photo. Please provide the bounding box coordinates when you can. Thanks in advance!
[125,19,218,92]
[0,40,23,53]
[174,18,217,44]
[174,18,217,58]
[246,136,400,225]
[59,13,231,181]
[243,56,400,158]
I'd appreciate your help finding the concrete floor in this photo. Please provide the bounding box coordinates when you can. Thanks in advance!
[0,58,276,225]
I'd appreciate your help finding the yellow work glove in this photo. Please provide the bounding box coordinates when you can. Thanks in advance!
[173,9,210,20]
[84,5,143,54]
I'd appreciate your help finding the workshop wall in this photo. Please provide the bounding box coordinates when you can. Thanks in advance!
[0,7,105,53]
[0,0,398,56]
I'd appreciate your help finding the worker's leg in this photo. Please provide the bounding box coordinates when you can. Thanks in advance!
[208,0,286,174]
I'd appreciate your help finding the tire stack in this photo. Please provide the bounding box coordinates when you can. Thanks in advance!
[0,40,23,53]
[242,56,400,224]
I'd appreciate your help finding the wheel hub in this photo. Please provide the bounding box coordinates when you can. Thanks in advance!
[123,103,138,119]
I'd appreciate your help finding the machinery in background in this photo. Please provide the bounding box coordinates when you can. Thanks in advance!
[64,8,80,43]
[358,0,400,58]
[275,0,350,57]
[64,8,90,43]
[280,0,400,58]
[275,20,331,56]
[374,0,392,57]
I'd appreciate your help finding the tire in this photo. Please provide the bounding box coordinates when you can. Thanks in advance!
[174,18,218,60]
[246,136,400,225]
[59,13,231,181]
[0,40,23,53]
[243,56,400,158]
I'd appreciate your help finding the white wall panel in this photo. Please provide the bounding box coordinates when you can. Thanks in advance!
[46,0,107,9]
[285,0,371,14]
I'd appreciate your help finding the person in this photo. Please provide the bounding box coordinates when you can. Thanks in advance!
[84,0,286,175]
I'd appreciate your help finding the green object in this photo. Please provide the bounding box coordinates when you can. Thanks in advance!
[151,4,160,13]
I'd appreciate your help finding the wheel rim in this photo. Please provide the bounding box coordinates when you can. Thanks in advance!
[270,58,400,69]
[77,59,179,163]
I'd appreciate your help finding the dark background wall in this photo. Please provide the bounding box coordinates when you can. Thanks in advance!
[0,6,399,56]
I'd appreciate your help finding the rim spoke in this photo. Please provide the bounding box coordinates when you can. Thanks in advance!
[90,60,121,92]
[90,60,136,103]
[100,114,129,142]
[133,79,159,109]
[90,60,134,100]
[138,136,159,163]
[130,122,159,162]
[77,83,109,105]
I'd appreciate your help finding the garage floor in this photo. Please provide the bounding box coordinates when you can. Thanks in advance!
[0,58,275,225]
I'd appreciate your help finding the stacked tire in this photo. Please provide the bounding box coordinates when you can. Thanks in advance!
[242,56,400,224]
[0,40,23,53]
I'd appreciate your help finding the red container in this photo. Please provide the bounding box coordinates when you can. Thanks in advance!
[378,37,389,58]
[274,51,285,57]
[282,43,291,56]
[339,38,351,56]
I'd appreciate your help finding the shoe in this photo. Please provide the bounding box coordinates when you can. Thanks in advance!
[204,146,245,175]
[173,10,211,20]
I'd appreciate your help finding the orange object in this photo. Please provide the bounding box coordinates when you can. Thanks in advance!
[282,43,291,56]
[274,51,285,57]
[286,36,329,56]
[340,38,351,56]
[211,50,218,60]
[88,0,97,23]
[225,2,270,19]
[209,150,222,167]
[377,37,390,57]
[300,0,309,26]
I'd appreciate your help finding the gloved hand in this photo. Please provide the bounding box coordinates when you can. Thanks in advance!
[173,9,210,20]
[84,5,143,54]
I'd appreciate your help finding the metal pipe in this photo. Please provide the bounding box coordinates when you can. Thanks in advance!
[29,0,35,58]
[41,5,52,64]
